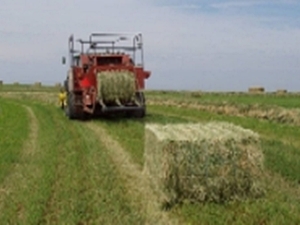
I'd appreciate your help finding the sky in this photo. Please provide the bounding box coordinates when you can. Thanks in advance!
[0,0,299,91]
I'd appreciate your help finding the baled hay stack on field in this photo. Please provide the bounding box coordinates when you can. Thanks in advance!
[55,82,62,88]
[97,70,136,104]
[144,122,265,206]
[248,87,265,94]
[276,89,287,95]
[249,87,265,93]
[190,91,202,98]
[34,82,42,87]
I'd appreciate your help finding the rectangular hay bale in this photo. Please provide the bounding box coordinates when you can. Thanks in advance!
[276,89,287,95]
[34,82,42,87]
[248,87,265,94]
[55,82,62,88]
[144,122,265,205]
[96,70,136,103]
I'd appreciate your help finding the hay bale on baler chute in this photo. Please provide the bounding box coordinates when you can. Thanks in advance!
[96,70,136,104]
[143,122,265,206]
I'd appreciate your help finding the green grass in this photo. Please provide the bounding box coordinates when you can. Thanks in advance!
[173,192,300,225]
[0,84,59,93]
[0,98,29,182]
[0,100,145,224]
[263,140,300,182]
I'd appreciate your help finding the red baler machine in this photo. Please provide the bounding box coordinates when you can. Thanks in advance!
[62,33,151,119]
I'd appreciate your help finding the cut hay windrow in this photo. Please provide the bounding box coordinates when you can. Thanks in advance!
[147,98,300,126]
[96,70,136,104]
[144,122,265,205]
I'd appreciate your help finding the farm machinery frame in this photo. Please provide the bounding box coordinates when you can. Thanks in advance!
[62,32,151,119]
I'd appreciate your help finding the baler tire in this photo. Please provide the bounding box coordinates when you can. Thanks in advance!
[128,92,146,118]
[65,92,77,120]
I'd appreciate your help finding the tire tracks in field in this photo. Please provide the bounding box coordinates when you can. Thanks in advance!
[0,105,39,221]
[86,122,180,225]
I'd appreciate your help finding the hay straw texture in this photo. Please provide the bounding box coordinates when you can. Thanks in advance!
[96,70,136,103]
[144,122,265,205]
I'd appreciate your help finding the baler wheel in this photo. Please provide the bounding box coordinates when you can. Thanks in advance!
[127,92,146,118]
[65,92,77,120]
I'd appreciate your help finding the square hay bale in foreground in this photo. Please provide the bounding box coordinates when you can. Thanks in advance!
[144,122,265,205]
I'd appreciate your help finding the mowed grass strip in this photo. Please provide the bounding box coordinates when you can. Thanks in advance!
[0,100,145,224]
[98,113,188,166]
[33,104,145,224]
[0,102,61,224]
[0,105,41,223]
[86,121,180,225]
[38,113,145,224]
[0,99,29,182]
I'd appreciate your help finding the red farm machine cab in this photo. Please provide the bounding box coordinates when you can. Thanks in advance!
[62,33,151,119]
